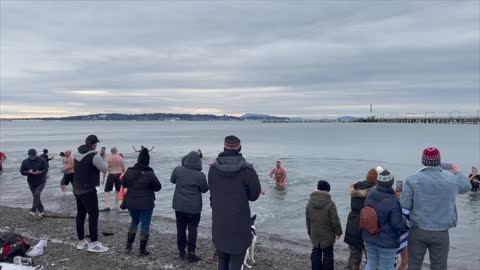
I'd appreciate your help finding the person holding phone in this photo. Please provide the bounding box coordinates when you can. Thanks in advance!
[400,147,471,270]
[73,135,109,253]
[20,149,48,217]
[469,166,480,192]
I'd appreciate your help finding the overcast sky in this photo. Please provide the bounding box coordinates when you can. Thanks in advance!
[1,1,479,118]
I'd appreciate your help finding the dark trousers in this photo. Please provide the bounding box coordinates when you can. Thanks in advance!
[128,208,153,235]
[217,251,246,270]
[75,191,99,242]
[408,227,449,270]
[311,245,334,270]
[347,245,363,270]
[175,211,201,254]
[28,180,46,213]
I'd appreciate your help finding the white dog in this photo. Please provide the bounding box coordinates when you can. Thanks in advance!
[242,214,257,269]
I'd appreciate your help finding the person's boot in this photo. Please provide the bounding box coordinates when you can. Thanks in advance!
[179,250,186,260]
[125,231,136,255]
[139,234,150,257]
[205,254,218,264]
[186,252,201,263]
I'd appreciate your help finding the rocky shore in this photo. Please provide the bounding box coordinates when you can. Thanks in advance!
[0,206,348,270]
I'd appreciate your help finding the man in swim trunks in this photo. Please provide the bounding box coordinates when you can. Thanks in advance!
[61,150,75,192]
[270,161,287,187]
[103,147,125,210]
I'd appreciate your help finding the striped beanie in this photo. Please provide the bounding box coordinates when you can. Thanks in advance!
[224,135,241,151]
[377,169,394,188]
[422,147,441,167]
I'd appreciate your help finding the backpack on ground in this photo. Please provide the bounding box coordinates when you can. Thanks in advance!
[360,198,388,235]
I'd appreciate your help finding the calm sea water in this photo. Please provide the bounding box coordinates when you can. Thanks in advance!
[0,121,479,269]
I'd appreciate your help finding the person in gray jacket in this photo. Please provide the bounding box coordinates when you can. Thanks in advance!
[171,150,209,262]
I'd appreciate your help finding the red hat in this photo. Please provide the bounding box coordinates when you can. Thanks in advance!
[422,147,441,167]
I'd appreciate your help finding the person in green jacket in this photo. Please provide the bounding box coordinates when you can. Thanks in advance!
[306,180,343,270]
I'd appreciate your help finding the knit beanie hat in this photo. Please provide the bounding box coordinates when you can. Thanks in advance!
[224,135,241,152]
[377,169,394,188]
[422,147,441,167]
[137,148,150,165]
[317,180,331,192]
[366,168,378,185]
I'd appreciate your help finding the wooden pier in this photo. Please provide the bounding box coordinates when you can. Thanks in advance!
[358,116,480,124]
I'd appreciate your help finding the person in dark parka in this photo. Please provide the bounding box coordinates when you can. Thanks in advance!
[344,168,378,270]
[171,151,209,262]
[122,148,161,256]
[208,135,261,270]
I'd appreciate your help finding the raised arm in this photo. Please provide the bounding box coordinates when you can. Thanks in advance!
[132,146,139,152]
[149,146,155,152]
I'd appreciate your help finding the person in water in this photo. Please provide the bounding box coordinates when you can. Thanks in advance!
[60,150,75,192]
[469,166,480,192]
[103,147,126,210]
[0,151,7,171]
[40,149,54,167]
[270,161,287,186]
[133,145,155,153]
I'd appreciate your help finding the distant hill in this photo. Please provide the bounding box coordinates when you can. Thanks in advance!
[240,113,290,121]
[337,116,359,122]
[8,113,242,121]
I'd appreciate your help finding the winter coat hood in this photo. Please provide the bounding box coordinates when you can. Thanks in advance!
[309,191,333,209]
[182,151,202,171]
[213,151,251,174]
[75,144,95,161]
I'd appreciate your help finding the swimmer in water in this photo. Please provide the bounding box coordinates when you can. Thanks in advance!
[269,161,287,187]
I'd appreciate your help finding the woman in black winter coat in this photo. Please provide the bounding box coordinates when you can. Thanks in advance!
[122,148,161,256]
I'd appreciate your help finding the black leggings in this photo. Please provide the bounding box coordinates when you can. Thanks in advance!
[75,191,99,242]
[217,251,246,270]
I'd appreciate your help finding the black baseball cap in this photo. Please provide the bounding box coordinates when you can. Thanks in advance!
[28,149,37,156]
[85,134,100,145]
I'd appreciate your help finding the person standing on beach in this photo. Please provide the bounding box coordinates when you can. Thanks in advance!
[400,147,471,270]
[60,150,75,192]
[362,170,405,270]
[0,151,6,171]
[344,168,377,270]
[269,161,287,187]
[171,150,209,262]
[103,147,125,210]
[208,135,261,270]
[20,149,48,217]
[306,180,343,270]
[469,166,480,192]
[73,135,109,253]
[40,149,54,167]
[122,148,161,256]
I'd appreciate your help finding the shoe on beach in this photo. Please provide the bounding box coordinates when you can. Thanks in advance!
[103,207,111,212]
[38,212,44,218]
[29,211,36,217]
[187,253,201,263]
[205,255,218,264]
[76,239,89,250]
[87,242,109,253]
[179,250,186,260]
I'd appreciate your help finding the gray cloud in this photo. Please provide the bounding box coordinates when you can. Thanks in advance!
[1,1,479,118]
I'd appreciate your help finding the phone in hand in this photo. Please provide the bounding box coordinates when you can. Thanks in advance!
[100,147,106,157]
[396,180,403,192]
[440,163,453,170]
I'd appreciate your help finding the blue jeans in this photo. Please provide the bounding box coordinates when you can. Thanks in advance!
[128,208,153,235]
[365,242,396,270]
